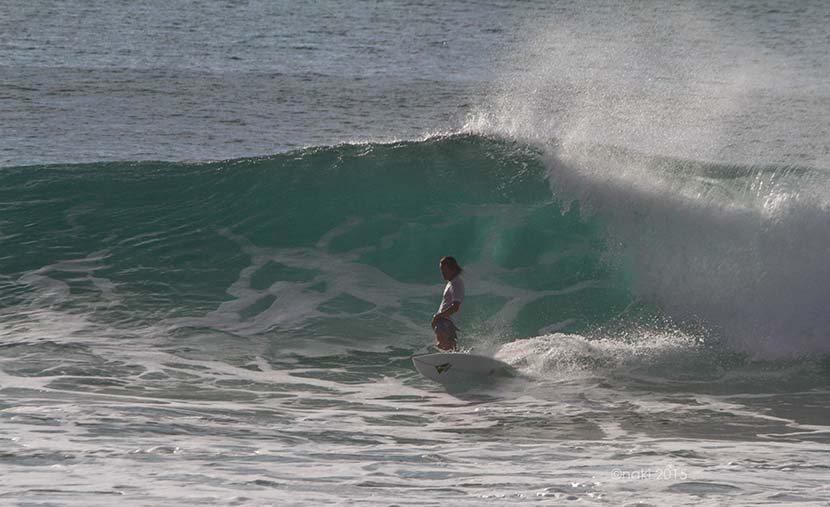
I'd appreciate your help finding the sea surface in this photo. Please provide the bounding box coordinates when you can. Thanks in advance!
[2,1,830,505]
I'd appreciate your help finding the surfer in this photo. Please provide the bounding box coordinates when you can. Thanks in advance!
[432,256,465,351]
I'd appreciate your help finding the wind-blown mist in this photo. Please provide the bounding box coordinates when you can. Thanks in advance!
[465,2,830,358]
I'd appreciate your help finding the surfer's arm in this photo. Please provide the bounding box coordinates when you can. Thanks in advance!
[432,302,461,327]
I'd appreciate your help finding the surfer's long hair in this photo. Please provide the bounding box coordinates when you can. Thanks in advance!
[440,256,463,275]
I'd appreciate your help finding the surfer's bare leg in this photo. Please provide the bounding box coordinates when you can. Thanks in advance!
[434,327,458,351]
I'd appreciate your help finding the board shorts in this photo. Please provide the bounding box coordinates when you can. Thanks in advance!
[433,318,459,336]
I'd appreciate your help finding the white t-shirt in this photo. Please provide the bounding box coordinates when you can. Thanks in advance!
[437,275,465,322]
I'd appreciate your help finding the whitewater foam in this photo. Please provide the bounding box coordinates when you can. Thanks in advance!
[496,329,702,381]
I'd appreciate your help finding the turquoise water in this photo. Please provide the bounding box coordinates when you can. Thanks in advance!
[3,1,830,505]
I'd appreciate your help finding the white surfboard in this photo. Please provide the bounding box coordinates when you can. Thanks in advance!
[412,352,513,385]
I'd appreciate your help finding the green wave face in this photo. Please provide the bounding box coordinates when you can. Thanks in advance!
[0,135,627,351]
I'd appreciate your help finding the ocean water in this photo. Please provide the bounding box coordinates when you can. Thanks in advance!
[2,1,830,505]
